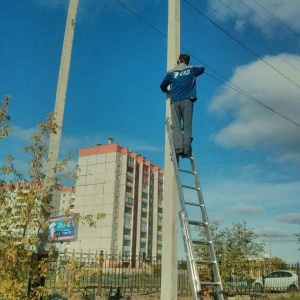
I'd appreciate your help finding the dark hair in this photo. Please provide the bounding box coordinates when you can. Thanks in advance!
[179,54,190,64]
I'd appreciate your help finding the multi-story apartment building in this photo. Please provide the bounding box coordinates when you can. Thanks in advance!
[58,186,76,215]
[68,139,164,259]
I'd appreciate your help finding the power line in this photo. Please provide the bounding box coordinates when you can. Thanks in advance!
[114,0,300,127]
[211,0,300,71]
[180,50,300,127]
[237,0,300,52]
[115,0,167,38]
[250,0,300,40]
[183,0,300,92]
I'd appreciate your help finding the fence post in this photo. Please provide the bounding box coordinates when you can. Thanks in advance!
[297,262,300,292]
[97,250,104,297]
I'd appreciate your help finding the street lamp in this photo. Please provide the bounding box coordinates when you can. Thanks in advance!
[264,234,272,258]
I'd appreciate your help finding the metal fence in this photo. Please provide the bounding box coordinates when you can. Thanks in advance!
[45,251,300,298]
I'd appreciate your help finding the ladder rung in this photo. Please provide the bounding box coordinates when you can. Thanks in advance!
[192,239,211,245]
[200,281,221,286]
[197,260,216,265]
[189,220,208,227]
[182,184,200,191]
[185,201,203,207]
[179,168,196,175]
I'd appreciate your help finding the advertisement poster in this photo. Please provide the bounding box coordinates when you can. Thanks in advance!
[48,215,76,242]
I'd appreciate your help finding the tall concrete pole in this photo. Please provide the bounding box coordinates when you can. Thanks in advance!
[161,1,180,299]
[46,0,79,211]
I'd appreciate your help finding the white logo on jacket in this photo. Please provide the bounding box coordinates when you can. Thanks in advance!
[173,70,191,78]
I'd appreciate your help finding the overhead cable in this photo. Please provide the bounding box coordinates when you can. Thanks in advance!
[237,0,300,51]
[250,0,300,40]
[114,0,300,127]
[184,0,300,91]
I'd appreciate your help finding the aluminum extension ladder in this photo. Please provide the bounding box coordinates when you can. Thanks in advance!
[165,117,224,300]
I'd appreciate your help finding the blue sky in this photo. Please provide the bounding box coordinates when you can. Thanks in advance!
[1,0,300,262]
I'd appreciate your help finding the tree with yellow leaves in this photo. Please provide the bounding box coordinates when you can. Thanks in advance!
[0,96,104,299]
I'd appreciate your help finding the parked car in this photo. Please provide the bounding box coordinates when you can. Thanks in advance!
[253,270,299,292]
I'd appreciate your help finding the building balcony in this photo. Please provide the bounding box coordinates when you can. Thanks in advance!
[141,227,147,232]
[124,224,132,229]
[142,208,148,213]
[126,182,133,188]
[123,246,131,251]
[127,172,134,178]
[125,213,132,219]
[140,238,147,243]
[124,235,131,240]
[127,162,134,168]
[126,192,133,198]
[141,217,147,222]
[158,213,163,218]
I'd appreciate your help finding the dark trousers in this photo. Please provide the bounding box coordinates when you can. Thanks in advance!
[171,99,193,154]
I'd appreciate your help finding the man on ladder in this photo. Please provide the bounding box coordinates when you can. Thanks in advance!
[160,54,205,158]
[160,55,224,300]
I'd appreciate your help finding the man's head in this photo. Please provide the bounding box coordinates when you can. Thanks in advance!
[178,54,190,65]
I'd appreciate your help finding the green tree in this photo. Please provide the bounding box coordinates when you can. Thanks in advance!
[0,96,104,299]
[0,95,11,138]
[196,221,264,280]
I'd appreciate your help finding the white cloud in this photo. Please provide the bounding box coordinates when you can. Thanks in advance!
[10,125,36,143]
[276,213,300,224]
[255,227,293,238]
[231,203,263,215]
[207,0,300,36]
[209,54,300,163]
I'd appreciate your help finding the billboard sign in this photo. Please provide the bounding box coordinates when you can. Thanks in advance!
[48,215,76,242]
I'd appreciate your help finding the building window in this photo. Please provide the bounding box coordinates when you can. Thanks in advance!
[127,176,133,183]
[115,206,119,213]
[125,197,133,204]
[128,157,134,163]
[117,175,121,182]
[115,217,118,224]
[127,166,134,174]
[141,222,147,228]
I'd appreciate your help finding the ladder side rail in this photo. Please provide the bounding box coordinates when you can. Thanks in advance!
[165,118,201,298]
[190,155,224,298]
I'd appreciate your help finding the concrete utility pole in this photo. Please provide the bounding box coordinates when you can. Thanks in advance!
[264,234,272,258]
[161,0,180,299]
[46,0,79,211]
